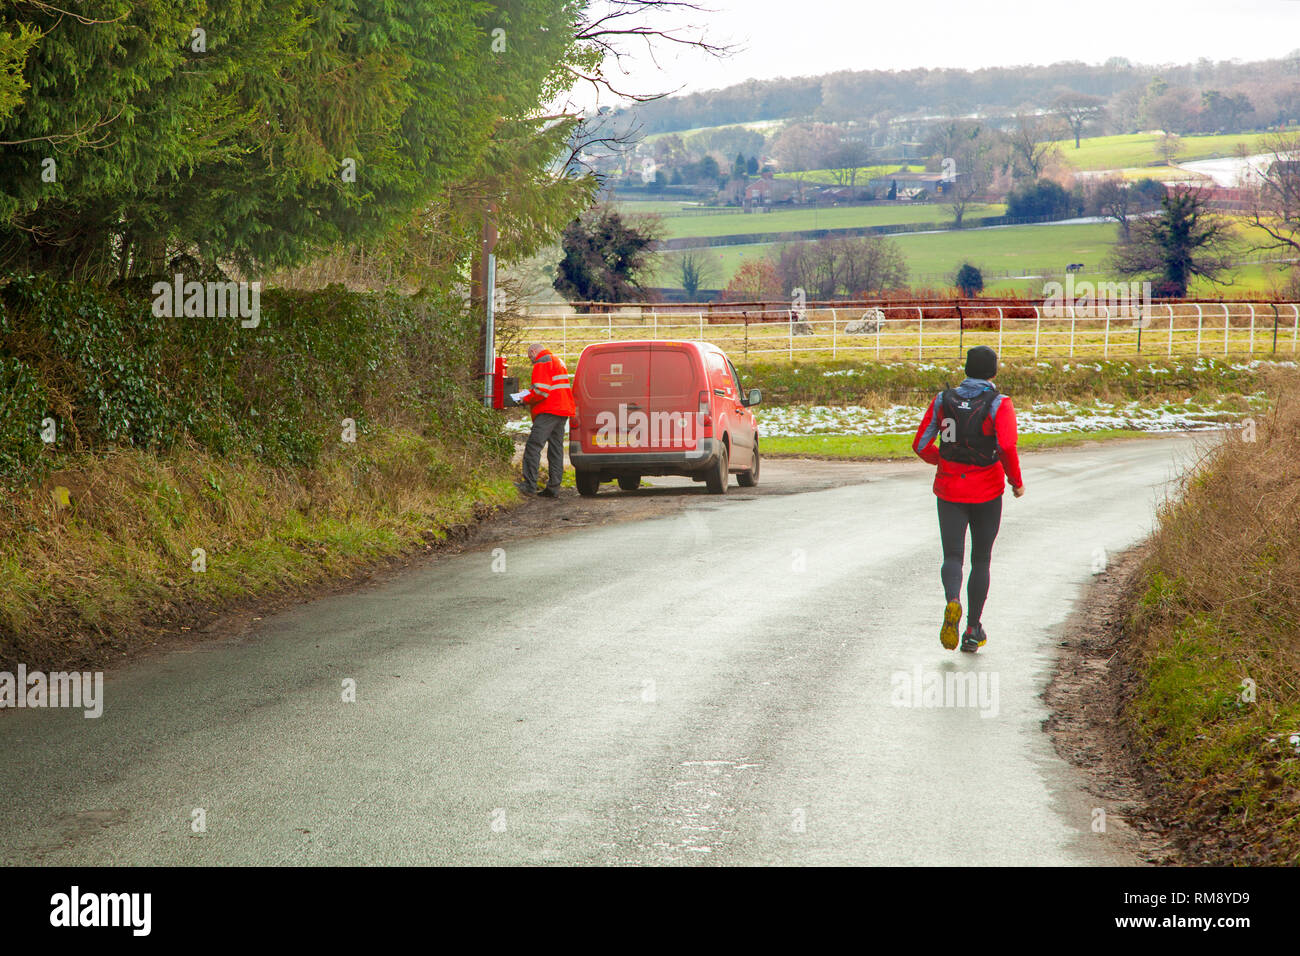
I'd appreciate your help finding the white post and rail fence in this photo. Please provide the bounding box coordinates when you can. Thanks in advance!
[509,299,1300,368]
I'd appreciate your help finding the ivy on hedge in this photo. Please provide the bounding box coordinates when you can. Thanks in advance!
[0,354,45,489]
[0,276,510,487]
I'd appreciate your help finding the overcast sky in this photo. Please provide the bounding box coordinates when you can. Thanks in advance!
[576,0,1300,109]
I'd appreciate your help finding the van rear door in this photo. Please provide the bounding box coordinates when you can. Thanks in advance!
[646,343,705,453]
[574,343,650,453]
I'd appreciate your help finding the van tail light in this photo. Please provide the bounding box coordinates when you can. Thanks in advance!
[698,390,713,429]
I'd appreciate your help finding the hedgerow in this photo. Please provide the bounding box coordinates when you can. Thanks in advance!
[0,276,510,488]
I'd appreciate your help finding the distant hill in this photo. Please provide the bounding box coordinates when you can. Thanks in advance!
[616,55,1300,135]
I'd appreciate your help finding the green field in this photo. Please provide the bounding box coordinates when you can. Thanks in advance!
[642,119,785,144]
[614,200,705,215]
[614,198,1006,239]
[657,202,1006,240]
[1052,132,1268,171]
[652,218,1289,296]
[651,220,1119,290]
[891,221,1116,279]
[982,260,1289,297]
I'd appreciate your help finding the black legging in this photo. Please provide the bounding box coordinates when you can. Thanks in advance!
[937,496,1003,627]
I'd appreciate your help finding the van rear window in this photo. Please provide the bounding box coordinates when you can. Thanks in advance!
[705,352,734,391]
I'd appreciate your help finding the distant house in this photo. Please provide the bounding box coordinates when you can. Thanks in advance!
[744,170,798,205]
[866,171,964,198]
[814,186,855,202]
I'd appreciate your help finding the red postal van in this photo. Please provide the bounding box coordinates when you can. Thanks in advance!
[569,341,761,495]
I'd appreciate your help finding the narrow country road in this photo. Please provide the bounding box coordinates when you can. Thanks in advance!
[0,436,1202,866]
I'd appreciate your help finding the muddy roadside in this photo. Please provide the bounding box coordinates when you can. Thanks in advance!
[1044,544,1182,865]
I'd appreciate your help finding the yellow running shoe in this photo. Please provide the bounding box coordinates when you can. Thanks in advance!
[940,600,962,650]
[960,624,988,654]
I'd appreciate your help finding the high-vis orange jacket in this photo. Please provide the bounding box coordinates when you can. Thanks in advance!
[521,349,576,418]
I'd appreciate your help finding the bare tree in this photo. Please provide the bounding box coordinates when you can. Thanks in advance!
[1157,132,1184,166]
[1091,178,1135,238]
[1107,86,1147,135]
[1143,88,1197,136]
[722,259,782,302]
[1087,176,1163,239]
[772,122,839,200]
[1053,91,1106,149]
[837,236,908,295]
[1244,131,1300,258]
[776,236,907,298]
[1091,176,1165,239]
[513,4,737,191]
[827,134,873,190]
[940,124,1001,228]
[652,133,689,170]
[925,118,979,168]
[1006,110,1063,181]
[572,2,736,103]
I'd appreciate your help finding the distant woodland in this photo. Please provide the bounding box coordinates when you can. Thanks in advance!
[615,55,1300,136]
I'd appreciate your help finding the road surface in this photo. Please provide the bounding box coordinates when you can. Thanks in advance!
[0,436,1203,865]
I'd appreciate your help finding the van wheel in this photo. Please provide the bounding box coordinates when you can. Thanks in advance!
[737,442,760,487]
[576,471,600,497]
[705,444,729,494]
[617,476,640,492]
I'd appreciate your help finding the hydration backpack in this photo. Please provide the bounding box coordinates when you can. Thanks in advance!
[938,386,1000,466]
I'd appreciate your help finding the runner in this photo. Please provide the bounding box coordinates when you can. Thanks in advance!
[912,346,1025,652]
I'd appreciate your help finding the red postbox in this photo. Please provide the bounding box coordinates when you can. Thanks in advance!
[490,357,519,410]
[491,356,506,410]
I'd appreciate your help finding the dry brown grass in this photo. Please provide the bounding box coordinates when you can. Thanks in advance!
[1125,367,1300,862]
[0,429,515,673]
[1133,367,1300,682]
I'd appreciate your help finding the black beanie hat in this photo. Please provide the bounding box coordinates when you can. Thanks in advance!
[965,345,998,379]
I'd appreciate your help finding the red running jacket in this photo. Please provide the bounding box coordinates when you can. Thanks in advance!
[912,384,1023,503]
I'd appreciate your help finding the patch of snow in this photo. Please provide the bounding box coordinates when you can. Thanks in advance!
[753,396,1264,438]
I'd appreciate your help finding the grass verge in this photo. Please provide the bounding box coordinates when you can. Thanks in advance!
[0,427,516,673]
[1122,371,1300,864]
[762,428,1150,460]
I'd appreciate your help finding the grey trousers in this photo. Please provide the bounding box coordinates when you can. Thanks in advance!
[523,412,567,490]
